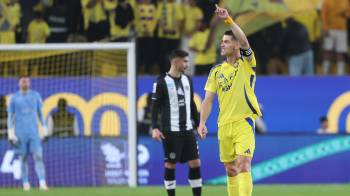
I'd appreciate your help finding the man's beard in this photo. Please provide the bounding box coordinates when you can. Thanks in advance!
[21,86,29,91]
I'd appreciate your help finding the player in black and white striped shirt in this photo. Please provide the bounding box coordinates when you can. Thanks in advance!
[151,49,202,196]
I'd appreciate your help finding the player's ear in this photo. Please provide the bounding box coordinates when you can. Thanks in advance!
[172,57,178,65]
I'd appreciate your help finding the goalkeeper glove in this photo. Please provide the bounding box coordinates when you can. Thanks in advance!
[7,128,19,147]
[40,126,49,142]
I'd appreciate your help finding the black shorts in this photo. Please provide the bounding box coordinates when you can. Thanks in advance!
[162,131,199,163]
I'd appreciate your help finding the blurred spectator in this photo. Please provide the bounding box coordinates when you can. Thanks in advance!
[317,116,329,134]
[81,0,110,42]
[197,0,219,26]
[0,1,16,44]
[45,0,69,43]
[137,93,152,135]
[0,95,7,136]
[293,7,322,73]
[135,0,157,74]
[156,0,184,73]
[27,11,50,43]
[66,0,84,36]
[182,0,203,75]
[249,22,285,74]
[189,20,216,75]
[108,0,134,42]
[4,0,21,43]
[183,0,203,41]
[282,18,314,76]
[18,0,46,43]
[322,0,349,75]
[47,98,79,137]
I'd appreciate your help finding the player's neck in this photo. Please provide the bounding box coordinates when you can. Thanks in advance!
[20,89,29,94]
[168,67,181,78]
[226,54,241,67]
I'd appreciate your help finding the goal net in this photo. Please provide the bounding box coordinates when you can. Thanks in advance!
[0,43,137,187]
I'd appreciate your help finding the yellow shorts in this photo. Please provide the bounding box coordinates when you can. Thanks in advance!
[218,117,255,163]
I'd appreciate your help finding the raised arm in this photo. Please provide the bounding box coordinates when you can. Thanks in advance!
[198,91,215,139]
[215,4,250,49]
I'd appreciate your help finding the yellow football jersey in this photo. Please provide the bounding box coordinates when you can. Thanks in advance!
[156,2,184,39]
[205,53,262,127]
[27,20,50,43]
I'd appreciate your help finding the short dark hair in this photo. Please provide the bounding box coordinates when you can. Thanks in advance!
[224,30,237,40]
[34,11,43,18]
[169,49,189,61]
[18,74,30,81]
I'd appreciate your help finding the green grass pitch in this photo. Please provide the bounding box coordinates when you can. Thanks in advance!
[0,184,349,196]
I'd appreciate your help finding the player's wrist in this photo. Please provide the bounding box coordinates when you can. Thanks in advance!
[224,16,234,26]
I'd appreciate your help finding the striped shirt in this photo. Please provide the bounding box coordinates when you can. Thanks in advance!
[151,73,198,132]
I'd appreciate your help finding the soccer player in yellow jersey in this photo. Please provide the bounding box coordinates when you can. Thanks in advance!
[198,5,262,196]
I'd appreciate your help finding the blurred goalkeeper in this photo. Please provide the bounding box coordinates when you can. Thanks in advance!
[198,4,262,196]
[7,75,49,191]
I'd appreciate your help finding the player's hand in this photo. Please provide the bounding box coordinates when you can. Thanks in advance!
[40,126,49,142]
[197,123,208,139]
[7,128,19,146]
[215,4,230,19]
[152,128,165,141]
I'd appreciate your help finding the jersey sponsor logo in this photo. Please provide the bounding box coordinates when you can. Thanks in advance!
[169,152,176,159]
[178,99,185,107]
[217,72,236,92]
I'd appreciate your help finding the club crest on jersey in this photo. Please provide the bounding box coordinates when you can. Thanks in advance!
[169,152,176,159]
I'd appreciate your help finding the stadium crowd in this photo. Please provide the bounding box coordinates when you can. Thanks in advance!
[0,0,349,75]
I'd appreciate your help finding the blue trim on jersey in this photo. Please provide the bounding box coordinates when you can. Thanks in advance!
[245,117,255,134]
[244,85,257,115]
[250,75,254,88]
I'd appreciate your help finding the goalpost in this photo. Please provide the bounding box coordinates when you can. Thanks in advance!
[0,43,137,187]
